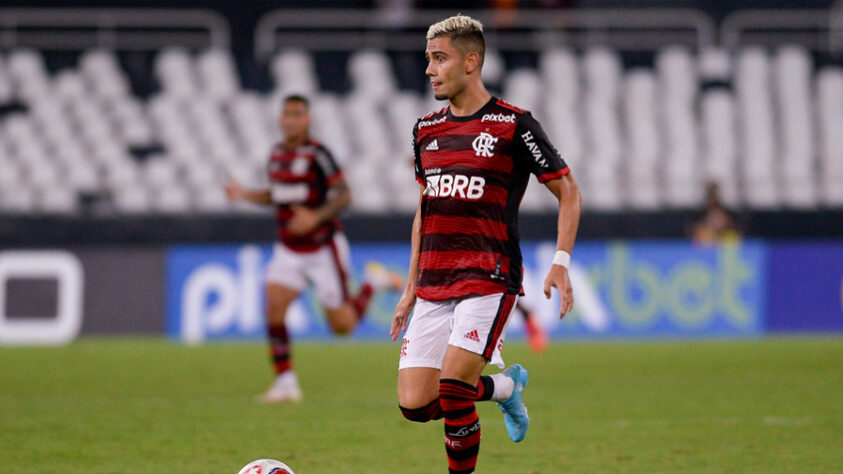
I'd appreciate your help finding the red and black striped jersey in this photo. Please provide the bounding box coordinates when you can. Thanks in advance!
[413,97,570,301]
[267,138,343,252]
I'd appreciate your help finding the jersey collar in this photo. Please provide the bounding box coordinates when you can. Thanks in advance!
[445,96,497,123]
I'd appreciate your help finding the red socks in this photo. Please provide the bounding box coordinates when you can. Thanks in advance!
[267,322,292,374]
[440,379,481,474]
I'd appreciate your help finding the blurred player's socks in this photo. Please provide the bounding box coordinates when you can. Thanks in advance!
[440,379,481,474]
[476,374,514,402]
[268,323,292,374]
[350,284,374,321]
[351,263,403,320]
[399,399,443,422]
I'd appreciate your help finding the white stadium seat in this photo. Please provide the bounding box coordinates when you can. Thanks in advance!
[271,49,319,96]
[348,50,396,103]
[0,53,13,102]
[197,49,241,100]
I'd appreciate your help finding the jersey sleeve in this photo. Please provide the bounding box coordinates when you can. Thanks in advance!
[314,145,343,185]
[413,122,424,185]
[513,112,570,183]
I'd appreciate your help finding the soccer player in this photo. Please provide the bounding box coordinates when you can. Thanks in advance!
[516,299,549,353]
[226,95,402,404]
[390,16,581,473]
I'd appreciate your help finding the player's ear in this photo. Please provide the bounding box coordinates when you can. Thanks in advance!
[464,51,481,75]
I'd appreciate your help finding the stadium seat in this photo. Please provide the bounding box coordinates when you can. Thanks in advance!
[271,49,319,96]
[700,89,740,206]
[0,184,37,213]
[8,49,51,102]
[736,47,779,208]
[113,184,152,214]
[816,67,843,206]
[656,46,697,106]
[80,50,131,100]
[155,48,199,99]
[539,47,579,105]
[39,185,78,214]
[482,48,505,88]
[197,49,241,100]
[0,53,12,103]
[348,50,397,103]
[774,45,816,208]
[503,68,543,113]
[154,186,192,213]
[583,47,622,104]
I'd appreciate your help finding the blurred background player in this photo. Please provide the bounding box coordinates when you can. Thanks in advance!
[690,181,741,245]
[390,15,581,473]
[515,300,548,353]
[226,95,402,404]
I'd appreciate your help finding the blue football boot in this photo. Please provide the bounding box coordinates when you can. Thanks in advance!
[496,364,530,442]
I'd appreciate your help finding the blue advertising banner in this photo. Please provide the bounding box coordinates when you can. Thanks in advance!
[166,241,766,343]
[765,242,843,332]
[165,244,405,343]
[520,241,765,338]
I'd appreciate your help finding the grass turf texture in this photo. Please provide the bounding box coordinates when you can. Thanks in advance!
[1,338,841,473]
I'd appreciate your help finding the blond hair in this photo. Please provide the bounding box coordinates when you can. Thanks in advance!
[426,15,485,66]
[426,15,484,40]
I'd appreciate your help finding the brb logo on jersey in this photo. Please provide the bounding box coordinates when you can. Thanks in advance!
[424,174,486,199]
[472,132,498,157]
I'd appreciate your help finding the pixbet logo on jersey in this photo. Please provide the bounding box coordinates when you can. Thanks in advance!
[481,113,516,123]
[418,116,446,129]
[424,174,486,199]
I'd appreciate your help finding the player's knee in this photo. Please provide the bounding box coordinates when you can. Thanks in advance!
[397,383,437,410]
[327,317,354,335]
[399,399,442,423]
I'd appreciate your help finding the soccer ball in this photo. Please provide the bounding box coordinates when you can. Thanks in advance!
[237,459,295,474]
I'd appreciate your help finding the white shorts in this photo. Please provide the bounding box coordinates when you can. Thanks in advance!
[399,293,517,370]
[264,233,351,309]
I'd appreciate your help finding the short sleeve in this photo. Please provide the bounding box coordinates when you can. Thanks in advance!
[513,112,570,183]
[314,145,343,185]
[413,122,424,185]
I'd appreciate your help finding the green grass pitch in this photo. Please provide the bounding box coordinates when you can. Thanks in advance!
[1,338,841,473]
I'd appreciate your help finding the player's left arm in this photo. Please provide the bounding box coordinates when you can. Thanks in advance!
[542,174,581,318]
[288,146,351,236]
[515,112,582,318]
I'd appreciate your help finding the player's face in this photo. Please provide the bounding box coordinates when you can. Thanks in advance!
[425,37,468,101]
[280,100,311,140]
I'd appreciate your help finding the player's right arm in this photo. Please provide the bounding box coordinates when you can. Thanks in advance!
[391,124,425,341]
[224,178,272,205]
[391,187,424,341]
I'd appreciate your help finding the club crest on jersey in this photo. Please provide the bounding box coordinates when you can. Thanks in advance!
[291,156,310,175]
[472,132,498,158]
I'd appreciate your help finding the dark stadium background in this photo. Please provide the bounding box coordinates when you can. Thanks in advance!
[3,0,842,246]
[0,1,840,340]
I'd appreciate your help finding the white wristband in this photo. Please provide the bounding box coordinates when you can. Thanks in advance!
[552,250,571,268]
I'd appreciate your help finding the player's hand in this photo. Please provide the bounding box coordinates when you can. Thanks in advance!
[543,265,573,319]
[390,290,416,341]
[287,205,320,235]
[224,178,243,201]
